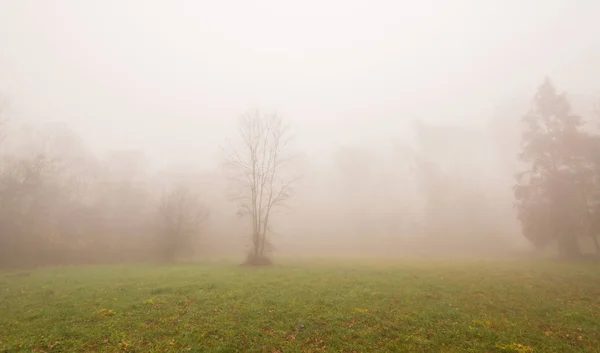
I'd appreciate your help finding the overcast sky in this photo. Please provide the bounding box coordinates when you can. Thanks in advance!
[1,0,599,169]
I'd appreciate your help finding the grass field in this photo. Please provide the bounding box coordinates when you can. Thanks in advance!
[1,259,599,352]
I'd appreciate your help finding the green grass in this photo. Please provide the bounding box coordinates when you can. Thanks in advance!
[1,259,599,352]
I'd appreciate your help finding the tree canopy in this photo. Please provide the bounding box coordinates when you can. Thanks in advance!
[514,78,600,257]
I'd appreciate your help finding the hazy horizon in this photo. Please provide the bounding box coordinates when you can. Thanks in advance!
[2,0,599,170]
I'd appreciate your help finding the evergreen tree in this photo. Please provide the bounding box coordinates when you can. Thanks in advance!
[514,78,593,258]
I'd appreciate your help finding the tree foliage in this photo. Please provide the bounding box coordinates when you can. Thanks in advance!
[514,78,600,257]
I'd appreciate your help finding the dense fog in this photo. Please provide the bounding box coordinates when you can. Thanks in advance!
[1,0,599,266]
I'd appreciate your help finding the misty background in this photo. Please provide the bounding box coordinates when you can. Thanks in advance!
[1,0,599,265]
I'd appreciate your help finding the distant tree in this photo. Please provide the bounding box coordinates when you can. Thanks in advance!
[333,146,376,240]
[157,184,209,262]
[0,116,220,268]
[0,153,68,266]
[225,109,295,265]
[514,78,597,258]
[411,119,502,249]
[0,105,10,265]
[0,123,155,267]
[101,150,152,242]
[583,101,600,252]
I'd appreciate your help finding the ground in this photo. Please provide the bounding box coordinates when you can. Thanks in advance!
[1,259,599,352]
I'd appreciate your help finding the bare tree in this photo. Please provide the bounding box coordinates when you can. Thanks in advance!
[157,184,209,262]
[225,109,295,265]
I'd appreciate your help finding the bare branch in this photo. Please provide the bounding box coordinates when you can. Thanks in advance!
[223,109,296,262]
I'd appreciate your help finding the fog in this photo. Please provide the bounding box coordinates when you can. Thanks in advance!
[1,0,599,265]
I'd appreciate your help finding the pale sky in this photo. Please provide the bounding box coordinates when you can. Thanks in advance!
[1,0,599,169]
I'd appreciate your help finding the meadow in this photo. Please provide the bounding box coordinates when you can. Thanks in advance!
[1,259,599,352]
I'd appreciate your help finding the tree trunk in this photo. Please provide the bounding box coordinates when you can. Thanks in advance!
[244,230,271,266]
[253,231,259,258]
[557,235,581,259]
[591,234,600,255]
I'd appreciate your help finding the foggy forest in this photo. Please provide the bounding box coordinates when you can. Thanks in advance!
[1,1,600,352]
[1,1,599,267]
